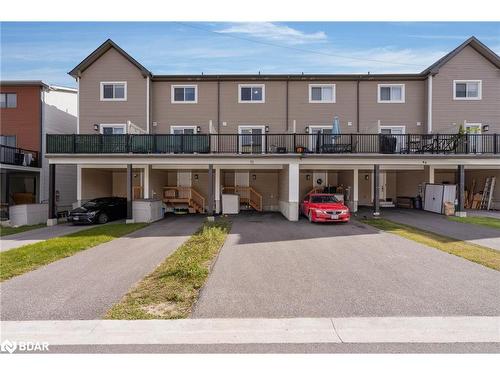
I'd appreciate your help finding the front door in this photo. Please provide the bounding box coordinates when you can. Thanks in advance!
[177,171,192,187]
[313,171,327,189]
[234,172,249,187]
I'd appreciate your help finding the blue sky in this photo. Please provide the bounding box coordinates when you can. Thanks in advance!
[1,22,499,87]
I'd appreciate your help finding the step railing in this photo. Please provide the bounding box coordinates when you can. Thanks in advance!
[222,186,263,211]
[162,186,205,212]
[46,133,499,155]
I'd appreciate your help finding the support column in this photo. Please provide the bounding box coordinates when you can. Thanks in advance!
[143,165,151,199]
[214,167,221,214]
[424,165,434,183]
[373,164,380,217]
[76,165,82,207]
[456,164,466,217]
[352,168,359,213]
[207,164,214,220]
[288,163,299,221]
[126,164,134,223]
[47,164,57,226]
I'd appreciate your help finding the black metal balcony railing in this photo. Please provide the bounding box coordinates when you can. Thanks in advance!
[46,133,499,155]
[0,144,40,167]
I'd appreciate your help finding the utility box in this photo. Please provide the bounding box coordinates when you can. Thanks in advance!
[222,194,240,214]
[424,183,457,215]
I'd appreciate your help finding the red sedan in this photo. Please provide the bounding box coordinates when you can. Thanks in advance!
[300,193,350,223]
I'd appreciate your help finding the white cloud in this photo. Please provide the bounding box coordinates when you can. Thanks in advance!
[216,22,327,44]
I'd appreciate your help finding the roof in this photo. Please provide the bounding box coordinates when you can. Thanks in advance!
[0,80,49,89]
[68,37,500,81]
[68,39,152,78]
[421,36,500,75]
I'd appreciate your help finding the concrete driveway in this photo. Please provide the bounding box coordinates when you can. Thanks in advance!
[192,212,500,318]
[0,215,203,320]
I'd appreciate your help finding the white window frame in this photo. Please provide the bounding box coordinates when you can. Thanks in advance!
[238,84,265,103]
[99,123,127,134]
[100,82,127,101]
[308,125,332,150]
[171,85,198,104]
[238,125,266,153]
[453,80,482,100]
[377,84,405,103]
[308,84,336,103]
[170,126,198,134]
[378,125,406,134]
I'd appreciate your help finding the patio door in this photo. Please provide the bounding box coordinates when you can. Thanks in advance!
[309,126,332,152]
[379,126,405,153]
[239,126,265,154]
[465,123,482,153]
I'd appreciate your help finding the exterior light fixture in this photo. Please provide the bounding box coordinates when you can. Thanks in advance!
[194,174,199,180]
[306,174,311,181]
[94,124,99,131]
[482,124,490,132]
[305,126,309,133]
[252,174,257,180]
[196,126,201,133]
[265,126,269,133]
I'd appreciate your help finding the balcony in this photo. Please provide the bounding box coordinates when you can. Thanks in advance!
[46,133,499,155]
[0,144,40,167]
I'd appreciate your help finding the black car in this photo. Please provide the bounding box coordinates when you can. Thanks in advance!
[68,197,127,224]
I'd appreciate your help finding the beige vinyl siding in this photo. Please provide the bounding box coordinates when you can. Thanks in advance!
[289,81,357,133]
[81,169,112,199]
[359,80,426,133]
[152,82,218,134]
[249,171,279,210]
[79,48,147,133]
[432,45,500,133]
[219,81,287,133]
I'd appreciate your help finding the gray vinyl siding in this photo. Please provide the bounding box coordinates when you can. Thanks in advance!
[79,48,147,133]
[432,45,500,133]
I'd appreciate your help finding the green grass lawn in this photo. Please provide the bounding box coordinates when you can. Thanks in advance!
[448,216,500,230]
[105,219,231,319]
[0,224,46,237]
[362,218,500,271]
[0,223,147,282]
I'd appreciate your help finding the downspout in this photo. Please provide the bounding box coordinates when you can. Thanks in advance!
[217,78,221,133]
[76,77,80,134]
[356,79,360,133]
[146,76,150,133]
[286,78,289,132]
[427,74,433,134]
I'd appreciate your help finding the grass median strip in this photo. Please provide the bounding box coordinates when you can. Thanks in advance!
[0,224,46,237]
[448,216,500,230]
[105,219,231,320]
[0,223,147,282]
[362,218,500,271]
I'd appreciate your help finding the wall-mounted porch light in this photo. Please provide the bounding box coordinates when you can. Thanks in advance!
[306,174,311,181]
[482,124,490,132]
[93,124,99,132]
[196,126,201,133]
[252,174,257,181]
[194,174,199,180]
[305,126,309,133]
[265,126,269,133]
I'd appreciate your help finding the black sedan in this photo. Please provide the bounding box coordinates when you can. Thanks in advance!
[68,197,127,224]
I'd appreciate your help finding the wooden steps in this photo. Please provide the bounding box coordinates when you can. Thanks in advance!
[162,187,206,214]
[222,186,263,212]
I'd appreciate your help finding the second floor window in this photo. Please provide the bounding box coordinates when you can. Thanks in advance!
[0,93,17,108]
[309,84,335,103]
[239,84,265,103]
[171,85,198,103]
[100,82,127,101]
[454,80,482,100]
[378,84,405,103]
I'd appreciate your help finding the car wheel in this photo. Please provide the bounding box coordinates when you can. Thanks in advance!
[308,211,314,223]
[97,213,108,224]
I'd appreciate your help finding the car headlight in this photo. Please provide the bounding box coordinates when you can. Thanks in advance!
[315,209,327,215]
[339,209,349,214]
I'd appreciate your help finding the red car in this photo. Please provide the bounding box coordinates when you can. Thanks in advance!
[301,193,350,223]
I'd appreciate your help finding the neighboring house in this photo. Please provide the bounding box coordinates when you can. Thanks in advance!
[45,36,500,223]
[0,81,77,220]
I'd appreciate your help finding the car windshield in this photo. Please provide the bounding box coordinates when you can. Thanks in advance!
[82,199,105,208]
[310,195,339,203]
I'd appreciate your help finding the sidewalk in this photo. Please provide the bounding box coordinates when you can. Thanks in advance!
[1,316,498,346]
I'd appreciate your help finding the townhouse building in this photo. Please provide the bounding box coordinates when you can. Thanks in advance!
[45,37,500,224]
[0,81,77,221]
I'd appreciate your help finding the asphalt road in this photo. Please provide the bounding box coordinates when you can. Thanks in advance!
[0,216,202,320]
[192,212,500,318]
